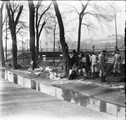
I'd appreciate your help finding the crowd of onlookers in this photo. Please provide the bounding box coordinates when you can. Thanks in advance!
[68,49,124,82]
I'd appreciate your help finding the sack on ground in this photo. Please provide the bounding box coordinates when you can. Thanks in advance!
[68,69,77,80]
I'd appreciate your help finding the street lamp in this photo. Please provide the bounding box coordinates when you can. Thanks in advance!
[110,4,120,51]
[114,14,118,50]
[22,36,24,62]
[53,24,56,62]
[45,42,48,52]
[40,41,42,52]
[5,12,8,62]
[26,39,28,51]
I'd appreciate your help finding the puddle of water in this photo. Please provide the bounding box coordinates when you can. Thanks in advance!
[0,69,125,120]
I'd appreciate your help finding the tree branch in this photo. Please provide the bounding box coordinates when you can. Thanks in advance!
[35,4,39,28]
[80,1,90,20]
[6,3,12,28]
[65,18,78,26]
[38,21,46,38]
[16,26,22,34]
[36,1,41,8]
[2,15,8,26]
[67,4,79,14]
[8,3,13,14]
[2,26,10,33]
[13,4,20,13]
[82,23,90,27]
[37,2,52,26]
[15,5,23,25]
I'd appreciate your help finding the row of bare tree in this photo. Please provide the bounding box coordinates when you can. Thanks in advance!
[0,0,116,76]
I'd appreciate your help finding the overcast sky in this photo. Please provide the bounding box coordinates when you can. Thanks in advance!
[2,0,125,49]
[59,1,125,40]
[93,1,125,39]
[39,0,125,40]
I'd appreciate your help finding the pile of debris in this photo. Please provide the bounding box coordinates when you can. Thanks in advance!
[27,66,61,80]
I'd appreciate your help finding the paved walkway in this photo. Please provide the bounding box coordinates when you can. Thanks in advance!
[0,77,118,120]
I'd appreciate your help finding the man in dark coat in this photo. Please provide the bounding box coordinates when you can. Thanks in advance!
[85,52,91,77]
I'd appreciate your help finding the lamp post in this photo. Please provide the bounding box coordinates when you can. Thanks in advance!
[114,14,118,50]
[45,42,48,52]
[27,39,28,51]
[53,17,57,61]
[53,24,56,62]
[40,41,41,52]
[22,36,24,62]
[92,45,95,53]
[5,13,8,62]
[111,5,119,51]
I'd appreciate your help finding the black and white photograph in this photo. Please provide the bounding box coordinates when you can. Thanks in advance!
[0,0,125,120]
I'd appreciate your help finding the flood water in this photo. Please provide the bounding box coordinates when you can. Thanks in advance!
[0,69,125,120]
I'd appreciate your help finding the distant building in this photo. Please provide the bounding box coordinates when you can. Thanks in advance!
[83,34,124,50]
[106,34,124,43]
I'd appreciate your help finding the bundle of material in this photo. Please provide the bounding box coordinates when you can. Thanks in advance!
[27,66,61,80]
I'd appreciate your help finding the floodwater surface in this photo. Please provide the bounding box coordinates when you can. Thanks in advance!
[0,69,125,120]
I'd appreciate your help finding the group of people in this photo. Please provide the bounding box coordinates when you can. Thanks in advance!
[68,49,123,82]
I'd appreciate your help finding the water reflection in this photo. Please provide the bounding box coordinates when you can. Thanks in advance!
[24,78,31,88]
[39,83,57,97]
[61,90,71,102]
[0,69,125,120]
[17,76,23,86]
[71,92,80,104]
[100,101,106,112]
[13,74,18,83]
[31,80,36,90]
[6,71,13,82]
[79,96,89,107]
[0,69,5,79]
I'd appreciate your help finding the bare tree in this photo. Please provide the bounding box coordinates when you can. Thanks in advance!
[76,0,89,52]
[53,0,70,77]
[2,13,27,62]
[35,1,52,60]
[44,14,59,59]
[6,1,23,69]
[0,1,5,67]
[28,0,38,70]
[66,0,114,52]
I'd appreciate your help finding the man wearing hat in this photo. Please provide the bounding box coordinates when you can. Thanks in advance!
[98,50,107,82]
[112,49,122,76]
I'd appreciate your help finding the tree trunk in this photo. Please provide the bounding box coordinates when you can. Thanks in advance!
[35,6,39,61]
[29,1,37,69]
[9,20,18,69]
[35,2,49,61]
[6,2,23,69]
[77,14,82,53]
[36,30,39,60]
[53,0,70,77]
[53,26,56,62]
[36,22,45,61]
[11,32,18,69]
[5,15,7,62]
[77,1,89,53]
[0,5,5,67]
